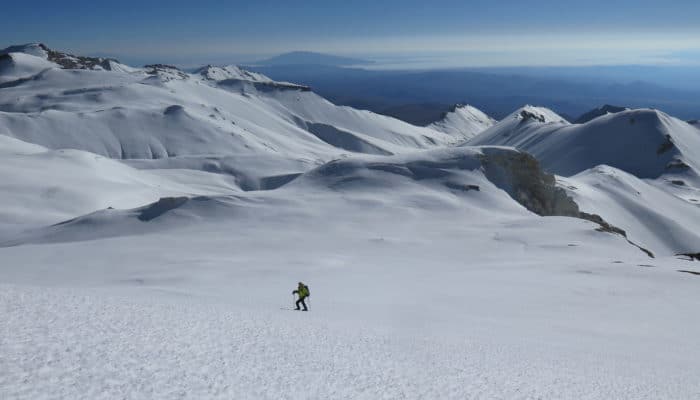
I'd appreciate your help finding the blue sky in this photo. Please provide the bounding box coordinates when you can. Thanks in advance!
[2,0,700,67]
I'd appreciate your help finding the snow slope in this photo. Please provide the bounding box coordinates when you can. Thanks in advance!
[560,166,700,255]
[428,104,496,140]
[0,52,55,84]
[2,146,699,397]
[0,135,239,234]
[1,146,581,245]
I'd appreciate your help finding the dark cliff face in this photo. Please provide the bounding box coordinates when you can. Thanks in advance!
[479,149,579,217]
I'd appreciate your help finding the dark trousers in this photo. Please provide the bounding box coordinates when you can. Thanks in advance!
[295,297,308,311]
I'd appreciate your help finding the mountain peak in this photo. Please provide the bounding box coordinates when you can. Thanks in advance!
[509,105,567,124]
[1,43,121,71]
[429,104,495,140]
[0,43,49,58]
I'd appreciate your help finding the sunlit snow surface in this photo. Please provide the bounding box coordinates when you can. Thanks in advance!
[1,45,700,399]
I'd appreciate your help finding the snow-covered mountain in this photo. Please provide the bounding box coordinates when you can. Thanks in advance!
[0,44,460,166]
[468,105,700,178]
[2,44,700,399]
[428,104,496,139]
[466,104,700,255]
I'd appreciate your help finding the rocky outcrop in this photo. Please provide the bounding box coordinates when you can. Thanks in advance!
[39,43,118,71]
[479,148,654,257]
[144,64,189,81]
[519,109,547,123]
[479,149,579,217]
[657,134,674,155]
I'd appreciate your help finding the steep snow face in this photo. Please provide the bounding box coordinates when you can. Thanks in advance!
[3,144,700,399]
[560,166,700,256]
[0,45,452,167]
[428,104,496,140]
[469,108,700,179]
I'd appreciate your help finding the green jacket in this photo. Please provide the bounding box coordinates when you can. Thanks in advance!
[295,284,310,299]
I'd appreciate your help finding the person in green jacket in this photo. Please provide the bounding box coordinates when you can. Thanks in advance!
[293,282,310,311]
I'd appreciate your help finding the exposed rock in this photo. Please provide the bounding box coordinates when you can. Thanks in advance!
[671,180,686,186]
[677,253,700,261]
[479,149,654,257]
[666,159,690,170]
[518,110,547,123]
[39,43,118,71]
[479,150,579,217]
[657,134,674,155]
[145,63,180,71]
[444,182,480,192]
[138,197,189,222]
[144,64,189,81]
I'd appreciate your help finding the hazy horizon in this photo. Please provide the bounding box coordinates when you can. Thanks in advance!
[3,0,700,69]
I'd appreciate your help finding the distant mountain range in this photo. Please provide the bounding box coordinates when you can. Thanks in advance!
[248,63,700,124]
[250,51,372,67]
